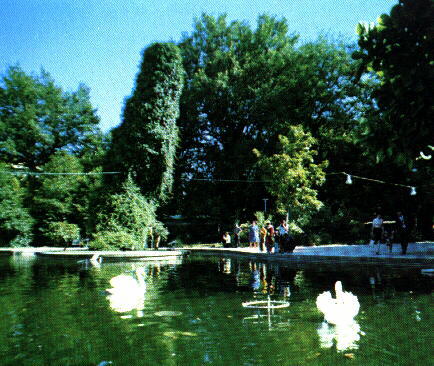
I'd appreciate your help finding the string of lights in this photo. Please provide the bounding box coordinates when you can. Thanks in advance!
[0,169,420,195]
[185,172,419,195]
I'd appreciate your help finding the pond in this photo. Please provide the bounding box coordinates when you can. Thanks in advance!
[0,254,432,366]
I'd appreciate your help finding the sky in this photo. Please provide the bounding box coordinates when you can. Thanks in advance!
[0,0,396,132]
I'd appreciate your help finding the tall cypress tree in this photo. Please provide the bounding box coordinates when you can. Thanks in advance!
[107,43,184,202]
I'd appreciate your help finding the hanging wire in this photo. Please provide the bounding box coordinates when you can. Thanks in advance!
[0,171,120,176]
[0,169,420,195]
[339,171,414,189]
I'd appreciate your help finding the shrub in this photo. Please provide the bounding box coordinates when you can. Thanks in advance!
[0,164,34,247]
[43,221,80,246]
[89,231,137,251]
[93,175,168,250]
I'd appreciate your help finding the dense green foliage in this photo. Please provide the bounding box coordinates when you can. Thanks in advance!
[354,0,433,167]
[43,221,80,247]
[0,163,34,246]
[107,42,184,202]
[0,66,100,169]
[254,126,327,231]
[90,176,164,250]
[172,15,372,231]
[0,5,432,247]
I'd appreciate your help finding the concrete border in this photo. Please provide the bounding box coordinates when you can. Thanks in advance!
[183,243,433,266]
[35,249,185,261]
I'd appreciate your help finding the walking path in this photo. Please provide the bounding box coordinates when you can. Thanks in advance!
[183,242,434,266]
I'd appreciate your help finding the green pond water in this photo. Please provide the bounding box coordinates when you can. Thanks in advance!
[0,254,432,366]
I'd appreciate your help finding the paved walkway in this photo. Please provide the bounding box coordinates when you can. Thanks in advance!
[1,243,432,266]
[183,242,434,266]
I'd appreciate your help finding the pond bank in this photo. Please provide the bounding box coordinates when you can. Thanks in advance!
[0,247,184,261]
[1,243,432,265]
[182,242,434,266]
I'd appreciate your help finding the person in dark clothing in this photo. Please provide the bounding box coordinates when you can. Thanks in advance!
[265,223,274,254]
[395,211,410,255]
[234,224,242,248]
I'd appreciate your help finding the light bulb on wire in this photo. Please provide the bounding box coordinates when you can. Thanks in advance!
[345,174,352,184]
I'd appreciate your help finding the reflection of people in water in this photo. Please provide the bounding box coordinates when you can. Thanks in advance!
[275,266,296,298]
[249,262,261,291]
[223,258,231,273]
[369,267,396,301]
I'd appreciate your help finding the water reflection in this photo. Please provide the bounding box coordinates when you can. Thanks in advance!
[242,262,293,330]
[315,281,363,351]
[1,255,431,365]
[317,319,363,352]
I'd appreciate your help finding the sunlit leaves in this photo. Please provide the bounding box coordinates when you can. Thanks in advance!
[254,125,328,230]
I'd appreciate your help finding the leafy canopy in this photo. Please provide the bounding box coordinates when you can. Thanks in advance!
[254,125,327,231]
[0,66,101,168]
[354,0,433,166]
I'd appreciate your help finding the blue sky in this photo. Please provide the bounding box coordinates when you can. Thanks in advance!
[0,0,395,132]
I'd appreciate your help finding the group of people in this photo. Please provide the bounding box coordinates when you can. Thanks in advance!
[222,220,296,254]
[371,211,410,255]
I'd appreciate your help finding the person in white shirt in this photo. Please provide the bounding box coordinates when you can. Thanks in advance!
[371,213,384,255]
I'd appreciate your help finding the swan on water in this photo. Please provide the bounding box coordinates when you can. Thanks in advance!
[316,281,360,325]
[106,267,147,313]
[90,254,102,266]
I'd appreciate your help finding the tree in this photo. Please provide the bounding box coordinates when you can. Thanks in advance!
[174,14,366,223]
[107,43,184,202]
[353,0,433,167]
[32,152,84,224]
[44,221,80,248]
[0,163,34,246]
[30,149,109,241]
[92,175,165,250]
[0,66,101,169]
[254,125,327,231]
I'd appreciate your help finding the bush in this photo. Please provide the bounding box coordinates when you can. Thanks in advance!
[89,231,138,251]
[43,221,80,246]
[93,176,168,250]
[9,235,33,248]
[0,165,34,247]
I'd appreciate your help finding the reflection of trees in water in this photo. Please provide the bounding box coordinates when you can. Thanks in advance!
[1,259,145,365]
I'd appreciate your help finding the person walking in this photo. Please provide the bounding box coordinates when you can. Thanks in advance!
[371,213,384,255]
[395,211,410,255]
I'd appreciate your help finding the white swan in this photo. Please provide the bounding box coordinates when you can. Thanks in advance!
[90,254,102,266]
[106,268,147,313]
[316,281,360,325]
